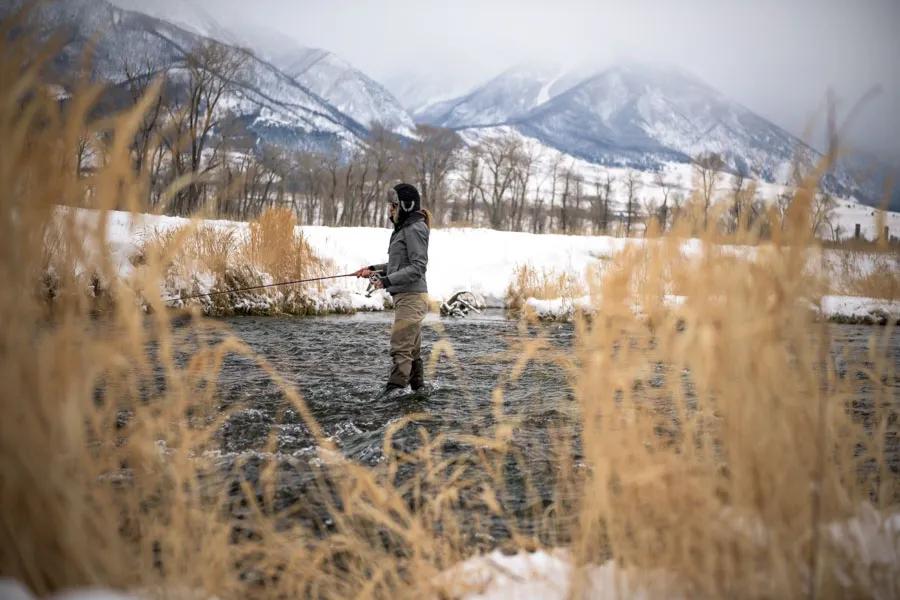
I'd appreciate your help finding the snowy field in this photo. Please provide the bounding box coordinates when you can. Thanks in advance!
[67,208,899,323]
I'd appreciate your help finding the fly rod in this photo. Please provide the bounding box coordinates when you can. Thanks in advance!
[165,273,358,303]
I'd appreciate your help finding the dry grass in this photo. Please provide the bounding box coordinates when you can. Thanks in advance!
[829,250,900,300]
[1,32,898,600]
[141,225,238,280]
[241,207,328,282]
[136,209,332,315]
[506,264,588,310]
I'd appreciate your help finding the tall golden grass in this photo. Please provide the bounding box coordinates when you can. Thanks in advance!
[139,209,331,315]
[830,250,900,300]
[506,264,589,310]
[1,31,897,600]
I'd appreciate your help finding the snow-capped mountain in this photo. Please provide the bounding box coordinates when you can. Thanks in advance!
[384,73,474,115]
[417,62,856,195]
[415,64,583,129]
[258,45,416,137]
[516,63,822,182]
[108,0,416,137]
[107,0,239,45]
[4,0,380,152]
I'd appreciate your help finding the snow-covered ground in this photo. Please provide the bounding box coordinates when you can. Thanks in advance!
[300,224,635,306]
[65,208,896,321]
[820,295,900,324]
[77,209,638,309]
[441,502,900,599]
[441,550,656,600]
[526,293,900,324]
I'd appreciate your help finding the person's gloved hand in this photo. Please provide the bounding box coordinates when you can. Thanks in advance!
[371,274,385,289]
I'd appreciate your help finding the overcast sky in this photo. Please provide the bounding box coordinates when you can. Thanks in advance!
[113,0,900,165]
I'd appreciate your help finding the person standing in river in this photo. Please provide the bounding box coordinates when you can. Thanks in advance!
[354,183,431,397]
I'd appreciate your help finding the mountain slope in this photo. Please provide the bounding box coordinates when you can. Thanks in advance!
[110,0,416,137]
[416,61,855,193]
[515,63,820,182]
[415,64,582,129]
[262,45,416,136]
[5,0,369,152]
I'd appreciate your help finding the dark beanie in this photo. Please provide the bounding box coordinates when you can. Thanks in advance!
[393,183,421,215]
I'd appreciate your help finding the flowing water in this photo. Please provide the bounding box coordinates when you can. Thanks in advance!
[162,312,898,541]
[210,310,575,463]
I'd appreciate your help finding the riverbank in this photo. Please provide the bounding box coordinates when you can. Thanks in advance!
[524,293,900,325]
[59,208,897,323]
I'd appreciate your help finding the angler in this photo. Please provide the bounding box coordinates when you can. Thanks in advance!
[354,183,431,398]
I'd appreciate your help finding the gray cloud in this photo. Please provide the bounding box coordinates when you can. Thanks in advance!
[113,0,900,165]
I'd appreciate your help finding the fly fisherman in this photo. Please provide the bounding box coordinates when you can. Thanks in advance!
[354,183,431,398]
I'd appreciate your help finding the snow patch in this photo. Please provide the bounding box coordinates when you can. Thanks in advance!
[443,549,666,599]
[525,295,593,320]
[820,295,900,324]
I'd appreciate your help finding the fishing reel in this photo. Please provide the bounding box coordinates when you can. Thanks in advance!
[365,272,385,297]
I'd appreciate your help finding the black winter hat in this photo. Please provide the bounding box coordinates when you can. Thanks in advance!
[392,183,421,214]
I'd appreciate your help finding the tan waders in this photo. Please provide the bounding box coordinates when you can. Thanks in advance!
[388,292,429,388]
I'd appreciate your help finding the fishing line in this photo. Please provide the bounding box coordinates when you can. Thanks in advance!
[165,273,358,302]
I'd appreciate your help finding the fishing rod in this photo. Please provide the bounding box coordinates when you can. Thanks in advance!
[165,273,359,303]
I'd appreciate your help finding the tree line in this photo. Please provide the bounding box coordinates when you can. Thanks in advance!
[76,41,842,239]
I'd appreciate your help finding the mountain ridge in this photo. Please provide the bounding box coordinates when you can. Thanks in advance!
[418,62,856,196]
[4,0,408,152]
[109,0,417,136]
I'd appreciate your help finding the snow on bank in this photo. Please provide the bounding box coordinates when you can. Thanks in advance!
[828,504,900,598]
[67,208,895,319]
[443,503,900,599]
[298,225,635,307]
[525,295,594,320]
[821,295,900,324]
[0,579,134,600]
[525,294,687,321]
[85,209,637,310]
[524,292,898,324]
[66,209,388,314]
[442,549,657,600]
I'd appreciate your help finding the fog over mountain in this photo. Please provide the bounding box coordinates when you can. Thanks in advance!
[110,0,900,172]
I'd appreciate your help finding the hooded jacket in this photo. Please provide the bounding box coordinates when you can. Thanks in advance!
[370,211,429,295]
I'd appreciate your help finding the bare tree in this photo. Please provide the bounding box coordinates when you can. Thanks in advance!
[360,123,402,226]
[641,196,659,236]
[775,191,792,232]
[692,152,724,231]
[623,170,641,236]
[531,183,547,233]
[653,170,675,232]
[298,151,324,224]
[599,172,615,234]
[459,148,484,225]
[320,150,343,226]
[510,143,541,231]
[163,42,247,215]
[122,58,165,182]
[546,155,563,232]
[726,169,748,233]
[572,172,584,233]
[558,166,574,234]
[811,192,837,238]
[409,125,462,225]
[480,133,521,229]
[670,192,686,230]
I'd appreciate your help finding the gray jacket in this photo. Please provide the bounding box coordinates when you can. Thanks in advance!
[371,212,429,295]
